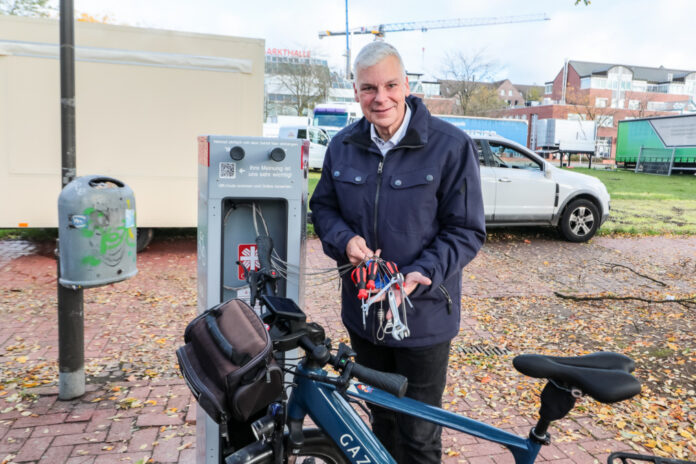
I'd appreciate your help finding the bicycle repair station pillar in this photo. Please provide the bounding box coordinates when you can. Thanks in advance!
[197,135,308,463]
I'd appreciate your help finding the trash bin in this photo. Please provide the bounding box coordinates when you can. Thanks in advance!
[58,175,137,288]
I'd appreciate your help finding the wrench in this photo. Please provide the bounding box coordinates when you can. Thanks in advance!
[360,273,412,340]
[386,285,410,340]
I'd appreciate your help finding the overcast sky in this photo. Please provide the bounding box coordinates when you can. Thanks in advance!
[71,0,695,85]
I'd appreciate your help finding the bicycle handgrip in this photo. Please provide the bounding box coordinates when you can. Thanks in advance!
[351,363,408,398]
[256,235,274,271]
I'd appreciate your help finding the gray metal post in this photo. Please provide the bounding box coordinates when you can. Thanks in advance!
[635,146,643,173]
[668,148,676,176]
[345,0,350,79]
[58,0,85,400]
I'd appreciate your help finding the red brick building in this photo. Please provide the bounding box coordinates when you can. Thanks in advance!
[500,60,696,158]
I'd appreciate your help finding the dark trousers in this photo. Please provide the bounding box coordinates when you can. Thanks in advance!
[348,331,451,464]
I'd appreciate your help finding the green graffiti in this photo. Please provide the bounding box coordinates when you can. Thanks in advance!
[99,223,136,254]
[78,207,136,268]
[82,255,101,266]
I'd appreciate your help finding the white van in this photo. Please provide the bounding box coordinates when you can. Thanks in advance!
[278,125,330,170]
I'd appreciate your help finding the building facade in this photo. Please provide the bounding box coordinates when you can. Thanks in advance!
[264,48,358,120]
[501,60,696,158]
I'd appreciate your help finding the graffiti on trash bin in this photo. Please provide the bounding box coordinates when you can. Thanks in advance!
[78,205,136,267]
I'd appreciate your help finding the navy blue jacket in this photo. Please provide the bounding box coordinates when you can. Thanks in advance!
[309,96,486,347]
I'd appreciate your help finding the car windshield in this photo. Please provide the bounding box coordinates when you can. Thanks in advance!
[314,113,348,127]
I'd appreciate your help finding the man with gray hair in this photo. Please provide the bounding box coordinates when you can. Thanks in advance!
[310,41,485,463]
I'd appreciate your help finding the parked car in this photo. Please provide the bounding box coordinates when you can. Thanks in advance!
[278,125,330,170]
[473,135,610,242]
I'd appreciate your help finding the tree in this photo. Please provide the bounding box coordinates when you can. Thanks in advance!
[466,86,507,117]
[439,50,501,116]
[0,0,51,16]
[525,86,544,103]
[273,57,332,116]
[566,86,617,130]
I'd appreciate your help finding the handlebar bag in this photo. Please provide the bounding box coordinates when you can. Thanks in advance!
[176,298,283,423]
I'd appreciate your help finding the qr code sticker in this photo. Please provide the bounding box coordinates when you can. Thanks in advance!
[219,162,236,179]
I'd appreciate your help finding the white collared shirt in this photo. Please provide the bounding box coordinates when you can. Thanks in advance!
[370,103,412,156]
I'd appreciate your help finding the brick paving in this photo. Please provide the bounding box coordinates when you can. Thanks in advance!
[1,235,694,463]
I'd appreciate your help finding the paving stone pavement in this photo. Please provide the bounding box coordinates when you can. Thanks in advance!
[0,235,694,464]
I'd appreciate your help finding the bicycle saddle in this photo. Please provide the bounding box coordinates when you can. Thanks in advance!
[512,352,641,404]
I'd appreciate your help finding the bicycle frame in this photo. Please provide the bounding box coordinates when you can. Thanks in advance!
[286,360,542,464]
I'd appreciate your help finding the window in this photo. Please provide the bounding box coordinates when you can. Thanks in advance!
[309,129,322,144]
[544,83,553,94]
[628,100,640,110]
[668,83,685,95]
[592,77,607,89]
[596,137,612,158]
[297,129,307,139]
[647,101,666,111]
[580,77,591,89]
[500,89,505,96]
[508,90,513,96]
[474,140,486,166]
[567,113,586,121]
[632,81,647,92]
[611,98,624,109]
[487,142,541,171]
[595,98,608,108]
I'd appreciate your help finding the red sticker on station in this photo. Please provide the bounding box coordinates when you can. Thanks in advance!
[238,244,259,280]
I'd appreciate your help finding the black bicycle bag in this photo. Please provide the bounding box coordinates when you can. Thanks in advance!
[176,299,283,424]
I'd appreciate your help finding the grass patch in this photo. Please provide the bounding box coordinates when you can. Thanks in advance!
[0,228,57,240]
[571,168,696,200]
[568,168,696,235]
[308,171,321,197]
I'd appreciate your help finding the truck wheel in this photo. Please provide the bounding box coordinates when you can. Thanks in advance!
[559,199,599,242]
[136,228,154,252]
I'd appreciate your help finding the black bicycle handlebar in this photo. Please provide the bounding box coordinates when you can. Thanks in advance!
[349,363,408,398]
[298,335,408,398]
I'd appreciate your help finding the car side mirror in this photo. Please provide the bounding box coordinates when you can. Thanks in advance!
[544,162,552,178]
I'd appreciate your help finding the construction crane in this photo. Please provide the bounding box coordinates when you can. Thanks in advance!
[319,13,550,78]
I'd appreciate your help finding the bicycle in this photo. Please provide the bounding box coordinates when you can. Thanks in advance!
[207,235,694,464]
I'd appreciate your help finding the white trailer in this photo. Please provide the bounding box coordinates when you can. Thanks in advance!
[535,119,596,153]
[0,15,265,248]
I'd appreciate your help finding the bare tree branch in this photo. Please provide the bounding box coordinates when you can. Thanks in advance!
[274,56,331,116]
[439,50,504,116]
[600,262,667,287]
[554,291,695,306]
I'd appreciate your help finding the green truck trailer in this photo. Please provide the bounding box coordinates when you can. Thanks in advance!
[616,114,696,173]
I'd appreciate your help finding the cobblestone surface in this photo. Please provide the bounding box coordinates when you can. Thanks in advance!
[0,235,694,463]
